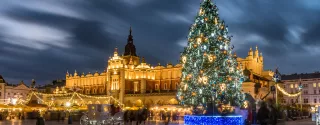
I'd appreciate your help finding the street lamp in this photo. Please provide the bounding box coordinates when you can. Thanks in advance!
[11,98,17,105]
[66,102,71,107]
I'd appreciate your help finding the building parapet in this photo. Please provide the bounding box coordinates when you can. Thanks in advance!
[125,92,176,97]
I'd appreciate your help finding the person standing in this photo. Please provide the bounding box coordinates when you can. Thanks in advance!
[269,104,277,125]
[257,102,269,125]
[36,115,45,125]
[164,111,171,125]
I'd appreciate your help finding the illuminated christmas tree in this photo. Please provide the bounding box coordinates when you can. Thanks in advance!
[177,0,245,112]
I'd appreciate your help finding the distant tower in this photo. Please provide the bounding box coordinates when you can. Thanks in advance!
[248,47,253,59]
[124,26,137,56]
[74,70,78,77]
[31,79,36,88]
[66,70,69,77]
[122,27,140,65]
[254,45,259,58]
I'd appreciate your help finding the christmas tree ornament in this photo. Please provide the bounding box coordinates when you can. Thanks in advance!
[193,44,198,48]
[214,17,218,25]
[202,76,208,84]
[182,56,187,64]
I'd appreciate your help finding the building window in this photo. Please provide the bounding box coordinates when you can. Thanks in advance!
[303,84,308,88]
[290,84,293,88]
[315,99,317,103]
[291,99,294,104]
[282,99,286,103]
[134,82,138,92]
[111,79,119,90]
[314,83,317,87]
[315,90,317,94]
[155,84,159,90]
[303,90,308,95]
[164,83,167,90]
[304,98,309,103]
[100,88,104,93]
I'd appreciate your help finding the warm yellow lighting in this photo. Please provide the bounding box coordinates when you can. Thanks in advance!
[198,77,202,83]
[197,37,202,44]
[220,83,226,91]
[243,101,248,108]
[214,17,218,25]
[11,98,17,105]
[184,84,188,91]
[65,102,71,107]
[182,56,187,64]
[208,55,216,62]
[202,76,208,84]
[276,84,301,97]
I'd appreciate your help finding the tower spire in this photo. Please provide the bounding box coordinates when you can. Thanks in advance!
[127,26,133,43]
[130,26,132,36]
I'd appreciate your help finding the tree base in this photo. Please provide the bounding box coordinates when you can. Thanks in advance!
[184,115,243,125]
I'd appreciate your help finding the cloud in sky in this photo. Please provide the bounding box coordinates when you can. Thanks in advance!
[0,0,320,85]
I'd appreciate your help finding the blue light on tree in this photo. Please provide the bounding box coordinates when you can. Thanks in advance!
[184,115,243,125]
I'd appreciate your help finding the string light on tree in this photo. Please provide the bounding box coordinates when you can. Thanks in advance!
[177,0,246,113]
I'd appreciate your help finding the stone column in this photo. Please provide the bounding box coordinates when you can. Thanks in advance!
[106,72,110,96]
[141,79,146,94]
[120,70,125,104]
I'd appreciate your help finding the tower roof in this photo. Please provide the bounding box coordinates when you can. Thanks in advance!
[124,26,137,56]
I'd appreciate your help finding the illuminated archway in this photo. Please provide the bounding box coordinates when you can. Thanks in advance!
[95,101,100,104]
[87,101,92,104]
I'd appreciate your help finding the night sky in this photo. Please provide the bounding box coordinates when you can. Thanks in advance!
[0,0,320,85]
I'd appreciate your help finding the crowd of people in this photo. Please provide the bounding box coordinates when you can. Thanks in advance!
[257,101,278,125]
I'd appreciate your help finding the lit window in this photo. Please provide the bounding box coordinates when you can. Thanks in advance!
[290,84,293,88]
[155,84,159,90]
[314,83,317,87]
[134,82,138,92]
[318,83,320,87]
[295,84,298,88]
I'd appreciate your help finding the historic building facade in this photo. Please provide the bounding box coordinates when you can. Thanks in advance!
[65,27,274,107]
[238,46,275,100]
[0,76,33,104]
[282,72,320,107]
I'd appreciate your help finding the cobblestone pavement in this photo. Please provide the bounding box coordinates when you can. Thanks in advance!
[284,118,315,125]
[0,119,315,125]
